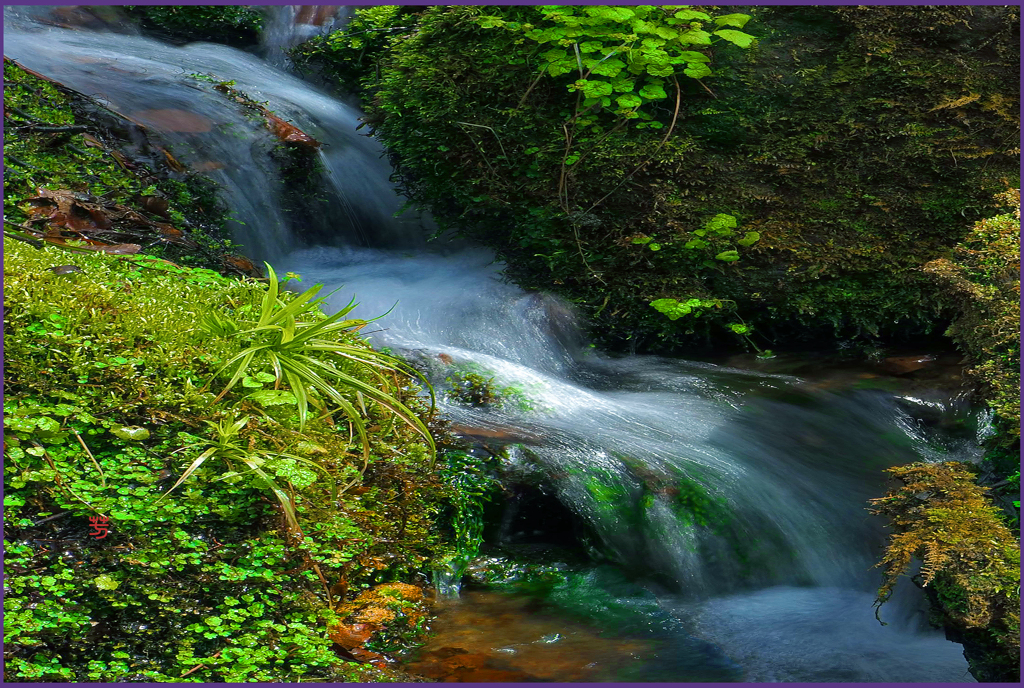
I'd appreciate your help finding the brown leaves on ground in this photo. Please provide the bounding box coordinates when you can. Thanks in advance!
[327,582,429,667]
[16,187,198,255]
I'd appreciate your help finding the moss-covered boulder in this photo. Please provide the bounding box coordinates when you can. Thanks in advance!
[297,5,1019,353]
[870,462,1020,682]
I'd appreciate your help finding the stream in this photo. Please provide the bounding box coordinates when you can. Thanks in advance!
[4,7,984,682]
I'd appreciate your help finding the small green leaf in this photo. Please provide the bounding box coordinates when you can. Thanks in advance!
[112,426,150,441]
[247,390,297,407]
[616,93,642,109]
[683,62,713,79]
[715,250,741,262]
[673,9,711,21]
[737,231,761,247]
[95,574,120,591]
[713,13,752,29]
[638,82,668,100]
[705,213,738,235]
[713,29,755,48]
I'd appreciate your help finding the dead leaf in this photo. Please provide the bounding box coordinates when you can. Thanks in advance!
[328,622,377,649]
[265,113,321,149]
[159,148,186,173]
[140,195,169,217]
[82,132,104,148]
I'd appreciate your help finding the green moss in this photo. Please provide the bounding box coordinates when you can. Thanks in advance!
[3,60,236,270]
[303,5,1019,353]
[2,239,446,681]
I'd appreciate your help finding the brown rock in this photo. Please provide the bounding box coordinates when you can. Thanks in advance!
[879,354,937,375]
[328,622,376,649]
[130,109,214,133]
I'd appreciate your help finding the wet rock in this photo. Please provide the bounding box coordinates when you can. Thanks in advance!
[328,622,376,649]
[878,354,937,375]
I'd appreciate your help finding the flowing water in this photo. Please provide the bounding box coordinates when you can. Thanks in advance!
[4,9,983,682]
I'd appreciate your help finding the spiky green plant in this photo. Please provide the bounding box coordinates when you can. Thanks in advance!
[203,264,436,464]
[157,413,332,535]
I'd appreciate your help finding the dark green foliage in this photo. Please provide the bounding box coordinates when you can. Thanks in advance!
[291,6,418,95]
[303,5,1019,353]
[124,5,263,46]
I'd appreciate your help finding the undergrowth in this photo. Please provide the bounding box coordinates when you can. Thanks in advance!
[2,239,445,681]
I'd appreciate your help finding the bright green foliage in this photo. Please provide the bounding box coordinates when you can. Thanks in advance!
[476,6,753,117]
[3,239,445,681]
[204,264,435,462]
[650,297,721,320]
[436,450,502,583]
[291,6,414,95]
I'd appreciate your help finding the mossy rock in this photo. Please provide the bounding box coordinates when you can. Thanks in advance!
[302,5,1019,353]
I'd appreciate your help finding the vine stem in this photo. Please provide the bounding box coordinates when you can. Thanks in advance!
[74,430,106,487]
[583,75,683,216]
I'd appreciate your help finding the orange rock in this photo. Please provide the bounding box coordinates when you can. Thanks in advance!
[879,355,937,375]
[328,622,376,649]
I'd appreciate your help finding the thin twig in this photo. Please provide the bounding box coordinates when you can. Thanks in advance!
[74,430,106,487]
[180,651,221,678]
[13,124,91,134]
[584,75,683,215]
[455,121,508,160]
[3,228,45,249]
[515,70,547,110]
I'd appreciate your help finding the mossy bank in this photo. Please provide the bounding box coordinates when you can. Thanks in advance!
[294,5,1019,354]
[2,59,460,681]
[2,237,455,681]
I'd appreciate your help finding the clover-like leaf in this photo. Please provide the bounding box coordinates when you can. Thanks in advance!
[684,62,713,79]
[713,14,752,29]
[737,231,761,247]
[714,29,755,48]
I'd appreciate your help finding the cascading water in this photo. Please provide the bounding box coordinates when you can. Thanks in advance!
[4,9,982,682]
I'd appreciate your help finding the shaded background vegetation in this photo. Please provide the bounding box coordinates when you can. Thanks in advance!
[295,5,1019,354]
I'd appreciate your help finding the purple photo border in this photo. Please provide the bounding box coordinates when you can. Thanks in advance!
[0,0,1019,687]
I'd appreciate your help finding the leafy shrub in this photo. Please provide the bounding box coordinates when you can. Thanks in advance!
[924,190,1020,439]
[869,461,1019,682]
[303,5,1019,353]
[124,5,264,46]
[3,239,444,681]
